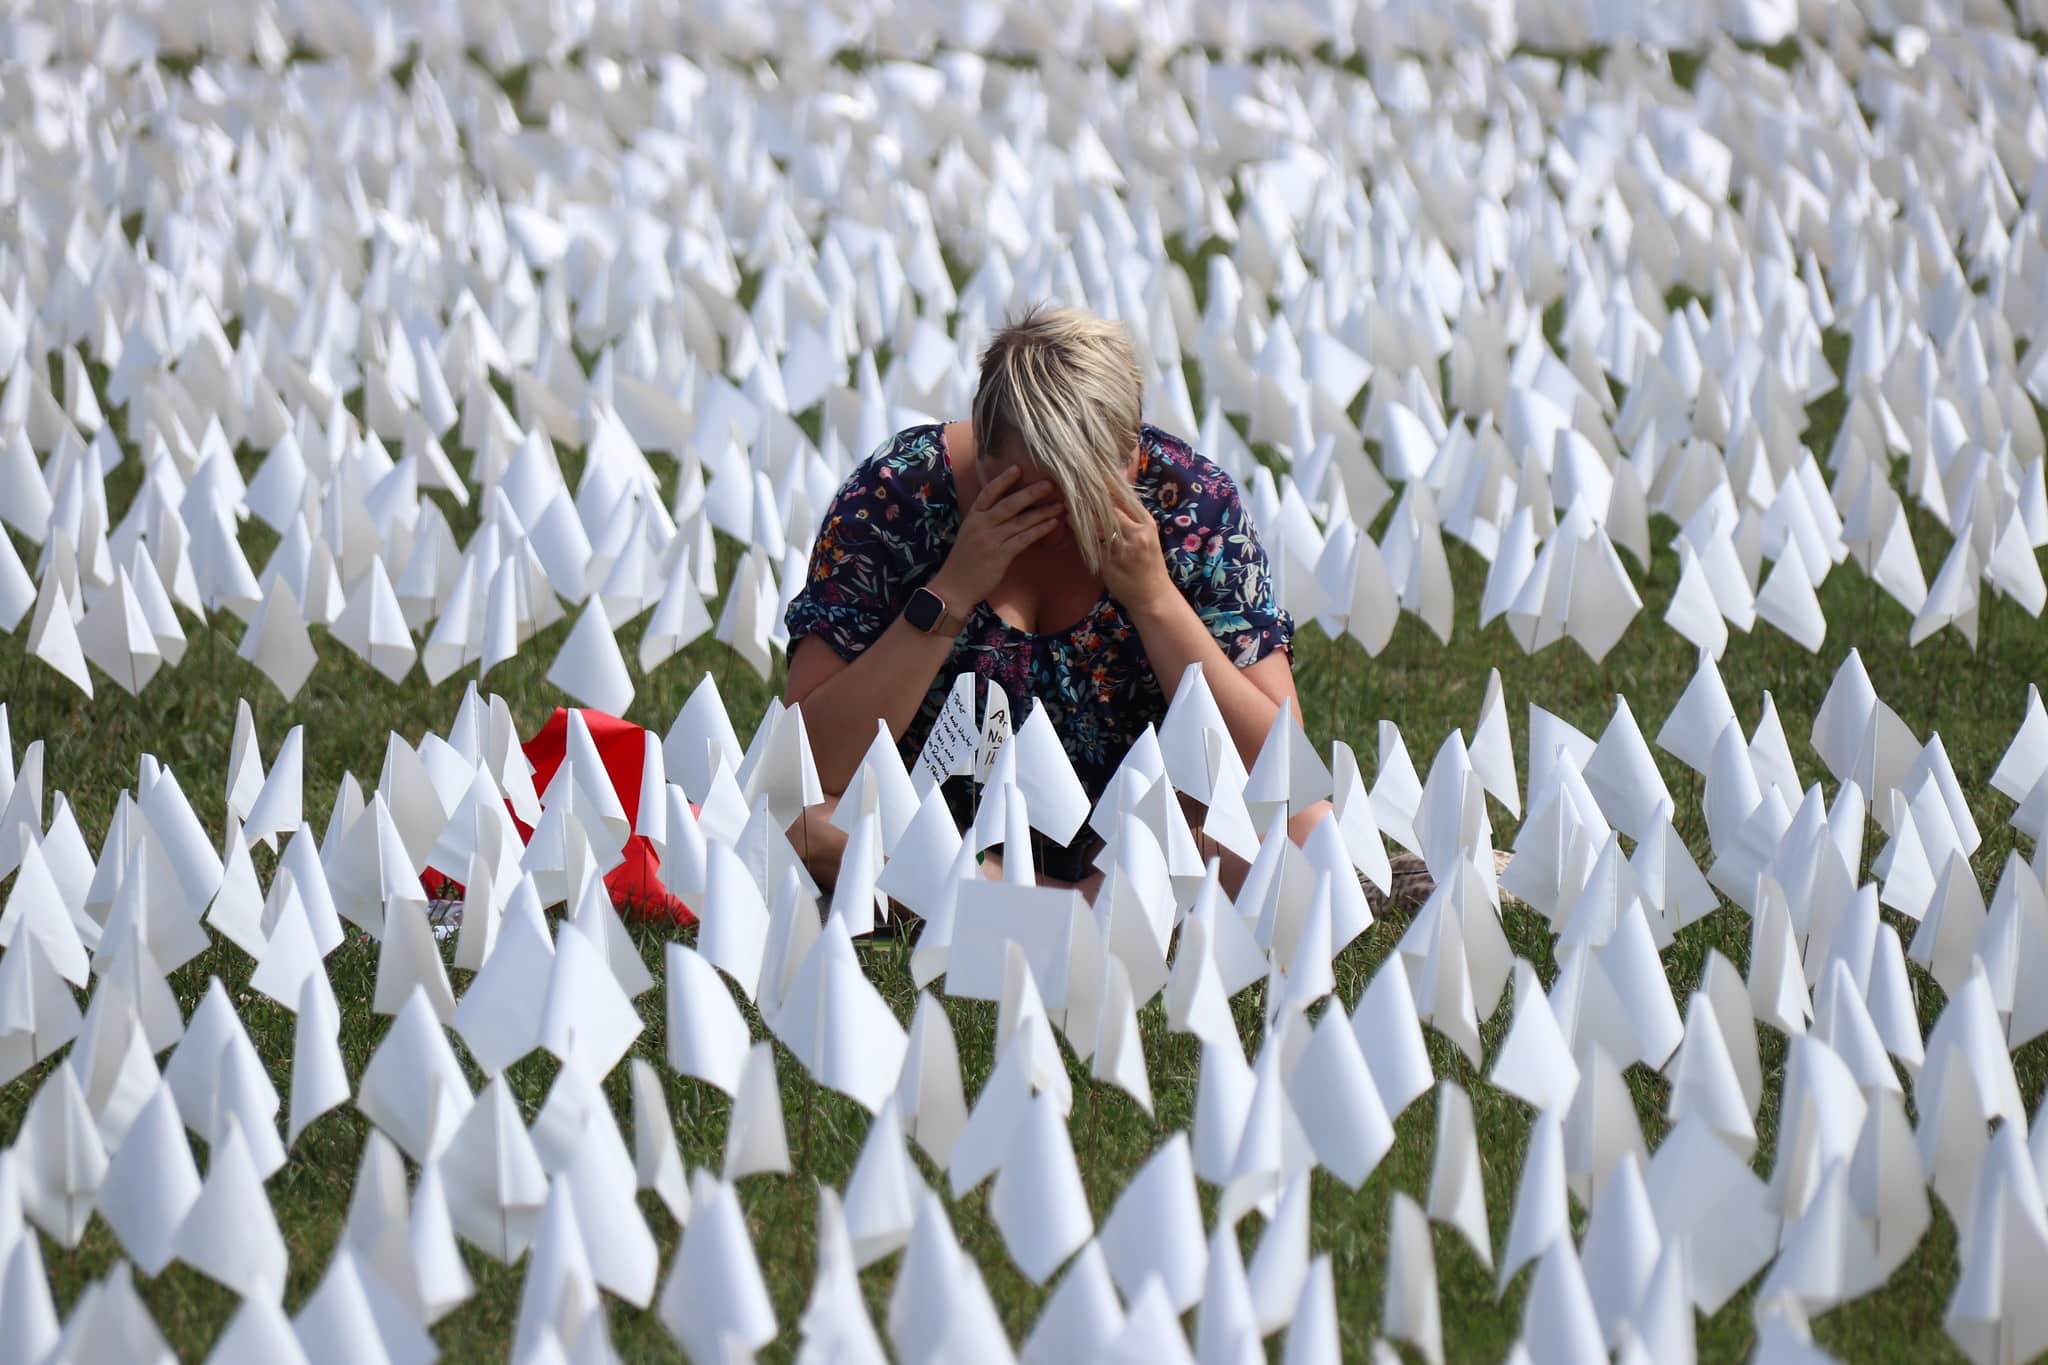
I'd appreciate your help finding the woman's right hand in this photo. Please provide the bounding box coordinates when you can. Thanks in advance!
[932,465,1065,606]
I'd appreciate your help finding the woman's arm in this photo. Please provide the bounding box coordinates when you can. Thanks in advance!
[785,612,963,793]
[787,464,1063,792]
[1124,591,1298,766]
[1098,500,1300,772]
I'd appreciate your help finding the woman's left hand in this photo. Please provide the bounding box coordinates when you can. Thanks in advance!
[1099,500,1179,618]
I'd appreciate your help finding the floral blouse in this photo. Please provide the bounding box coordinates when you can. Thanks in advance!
[784,423,1294,803]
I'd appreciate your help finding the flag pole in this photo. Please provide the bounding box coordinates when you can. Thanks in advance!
[1325,635,1349,750]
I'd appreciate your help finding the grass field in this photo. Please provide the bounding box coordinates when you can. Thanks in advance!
[6,352,2042,1362]
[6,42,2048,1365]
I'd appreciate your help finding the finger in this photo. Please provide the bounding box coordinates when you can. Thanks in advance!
[977,467,1024,512]
[988,501,1059,538]
[1005,511,1063,544]
[975,465,1022,509]
[991,481,1059,520]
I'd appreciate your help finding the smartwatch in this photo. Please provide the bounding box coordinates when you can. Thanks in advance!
[905,585,965,636]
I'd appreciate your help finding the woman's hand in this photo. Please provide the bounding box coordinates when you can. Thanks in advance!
[932,465,1065,606]
[1099,499,1179,618]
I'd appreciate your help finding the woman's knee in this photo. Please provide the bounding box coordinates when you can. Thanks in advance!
[1288,800,1333,845]
[1177,791,1330,848]
[785,792,846,889]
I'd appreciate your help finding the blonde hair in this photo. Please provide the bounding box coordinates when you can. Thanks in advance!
[972,304,1145,575]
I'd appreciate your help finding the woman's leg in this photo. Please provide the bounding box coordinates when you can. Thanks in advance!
[790,792,1329,906]
[1181,795,1336,900]
[979,847,1108,903]
[791,792,939,929]
[786,792,847,891]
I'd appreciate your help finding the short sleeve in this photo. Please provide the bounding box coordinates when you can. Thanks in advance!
[1158,452,1295,669]
[783,455,904,664]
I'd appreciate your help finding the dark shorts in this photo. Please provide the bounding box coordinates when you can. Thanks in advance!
[940,775,1105,885]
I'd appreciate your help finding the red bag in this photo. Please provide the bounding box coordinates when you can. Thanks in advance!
[423,707,696,925]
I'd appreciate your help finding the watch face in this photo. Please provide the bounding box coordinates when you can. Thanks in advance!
[906,587,940,631]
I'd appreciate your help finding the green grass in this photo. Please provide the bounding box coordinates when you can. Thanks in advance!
[4,350,2042,1362]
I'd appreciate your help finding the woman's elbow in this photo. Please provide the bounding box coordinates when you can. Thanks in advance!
[1239,649,1300,717]
[783,635,843,707]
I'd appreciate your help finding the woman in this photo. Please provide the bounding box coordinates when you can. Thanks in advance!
[782,304,1328,896]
